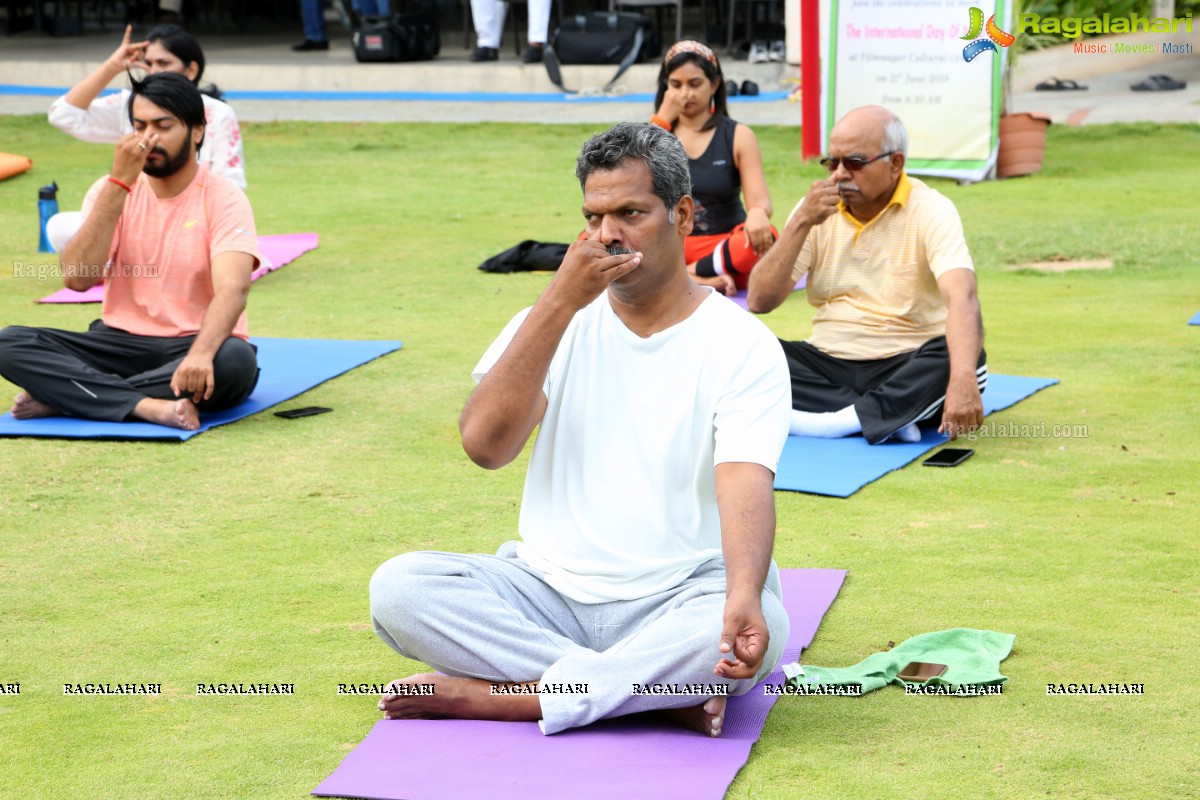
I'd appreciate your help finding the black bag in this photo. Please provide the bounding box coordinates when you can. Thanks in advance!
[477,241,570,273]
[545,12,660,93]
[352,12,439,63]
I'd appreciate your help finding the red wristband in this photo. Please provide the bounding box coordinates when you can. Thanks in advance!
[650,115,673,132]
[107,175,132,193]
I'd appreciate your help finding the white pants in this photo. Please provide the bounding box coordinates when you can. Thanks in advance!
[471,0,551,48]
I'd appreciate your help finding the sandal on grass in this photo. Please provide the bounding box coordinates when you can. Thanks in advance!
[1130,74,1187,91]
[1036,77,1088,91]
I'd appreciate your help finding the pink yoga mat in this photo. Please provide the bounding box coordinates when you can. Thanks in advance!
[36,233,319,304]
[312,567,846,800]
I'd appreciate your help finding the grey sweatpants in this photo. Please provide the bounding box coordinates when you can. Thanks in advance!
[369,541,789,735]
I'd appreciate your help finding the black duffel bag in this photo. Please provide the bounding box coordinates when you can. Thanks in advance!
[545,12,660,93]
[352,12,439,63]
[477,240,570,273]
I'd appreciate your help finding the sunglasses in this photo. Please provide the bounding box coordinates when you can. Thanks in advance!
[819,151,896,172]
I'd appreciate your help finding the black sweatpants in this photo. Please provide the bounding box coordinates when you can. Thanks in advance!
[0,320,259,422]
[779,335,987,445]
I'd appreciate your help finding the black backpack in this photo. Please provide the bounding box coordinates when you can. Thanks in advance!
[352,12,440,63]
[544,12,660,93]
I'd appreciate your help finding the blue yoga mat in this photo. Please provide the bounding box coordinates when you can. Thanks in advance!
[1189,311,1200,325]
[775,374,1059,497]
[0,338,402,442]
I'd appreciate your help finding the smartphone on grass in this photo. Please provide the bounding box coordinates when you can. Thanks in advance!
[922,448,974,467]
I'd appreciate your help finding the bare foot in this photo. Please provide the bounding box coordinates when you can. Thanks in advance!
[662,696,727,737]
[132,397,200,430]
[11,392,59,420]
[378,673,542,722]
[690,273,738,297]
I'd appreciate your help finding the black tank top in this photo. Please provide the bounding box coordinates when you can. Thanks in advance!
[688,115,745,235]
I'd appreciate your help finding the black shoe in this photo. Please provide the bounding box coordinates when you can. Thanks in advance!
[292,39,329,52]
[740,80,760,96]
[725,80,738,97]
[522,44,544,63]
[470,46,499,62]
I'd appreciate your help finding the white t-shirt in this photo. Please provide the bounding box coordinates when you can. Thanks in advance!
[472,289,791,604]
[49,89,247,190]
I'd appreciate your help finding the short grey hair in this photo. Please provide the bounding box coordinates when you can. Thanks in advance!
[576,122,692,222]
[882,115,908,156]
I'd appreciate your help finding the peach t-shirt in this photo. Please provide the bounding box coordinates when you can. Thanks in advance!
[81,166,259,340]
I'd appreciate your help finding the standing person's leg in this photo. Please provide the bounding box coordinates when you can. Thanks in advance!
[294,0,330,49]
[352,0,389,17]
[854,336,988,444]
[470,0,504,59]
[521,0,551,62]
[536,559,789,735]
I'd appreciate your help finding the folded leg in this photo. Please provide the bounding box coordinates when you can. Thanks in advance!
[855,336,987,444]
[0,323,169,420]
[537,560,788,734]
[778,339,863,413]
[369,544,593,683]
[124,336,259,412]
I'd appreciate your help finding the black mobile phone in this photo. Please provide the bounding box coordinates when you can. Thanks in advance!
[922,448,974,467]
[274,406,333,419]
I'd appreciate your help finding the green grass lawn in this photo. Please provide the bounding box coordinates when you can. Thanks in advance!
[0,116,1196,799]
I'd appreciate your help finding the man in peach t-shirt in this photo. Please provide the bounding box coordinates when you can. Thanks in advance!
[0,73,259,432]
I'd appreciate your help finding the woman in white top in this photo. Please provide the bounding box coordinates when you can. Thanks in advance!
[46,25,247,251]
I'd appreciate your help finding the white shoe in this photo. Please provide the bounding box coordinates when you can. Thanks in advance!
[769,40,786,62]
[748,41,771,64]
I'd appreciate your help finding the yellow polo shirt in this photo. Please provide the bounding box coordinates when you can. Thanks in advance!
[788,173,974,361]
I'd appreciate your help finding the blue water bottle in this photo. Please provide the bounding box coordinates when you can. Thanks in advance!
[38,182,59,253]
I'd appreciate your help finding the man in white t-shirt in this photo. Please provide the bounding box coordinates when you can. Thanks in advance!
[370,122,792,737]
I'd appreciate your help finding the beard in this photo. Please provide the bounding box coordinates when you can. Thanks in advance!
[143,130,195,178]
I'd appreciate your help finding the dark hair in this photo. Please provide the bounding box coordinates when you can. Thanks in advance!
[128,72,207,151]
[654,45,727,132]
[576,123,691,221]
[146,24,223,100]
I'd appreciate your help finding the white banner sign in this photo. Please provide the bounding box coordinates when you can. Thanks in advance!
[823,0,1013,181]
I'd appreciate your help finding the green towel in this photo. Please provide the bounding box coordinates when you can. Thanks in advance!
[782,628,1016,695]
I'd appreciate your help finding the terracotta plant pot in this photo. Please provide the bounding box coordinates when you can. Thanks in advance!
[996,113,1050,179]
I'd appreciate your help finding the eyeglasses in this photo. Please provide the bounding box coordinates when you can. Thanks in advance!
[819,151,896,172]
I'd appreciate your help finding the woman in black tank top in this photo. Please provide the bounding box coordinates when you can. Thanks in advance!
[651,40,777,296]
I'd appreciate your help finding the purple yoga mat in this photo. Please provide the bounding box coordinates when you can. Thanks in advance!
[727,275,806,311]
[36,233,319,304]
[312,567,846,800]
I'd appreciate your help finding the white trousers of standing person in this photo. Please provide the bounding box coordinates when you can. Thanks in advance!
[470,0,551,49]
[369,540,789,735]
